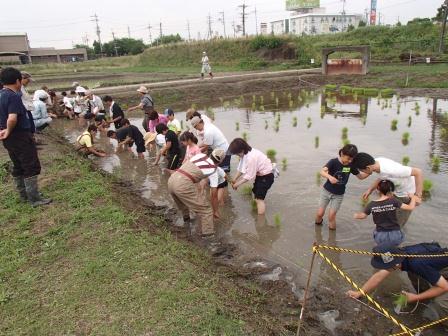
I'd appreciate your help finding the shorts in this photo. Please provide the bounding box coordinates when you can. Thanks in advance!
[395,195,412,228]
[374,230,404,246]
[135,140,146,154]
[319,188,344,212]
[201,64,211,74]
[219,154,231,173]
[217,180,228,189]
[253,173,274,200]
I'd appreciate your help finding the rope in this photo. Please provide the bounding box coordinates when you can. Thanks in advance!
[314,247,414,335]
[390,316,448,336]
[317,244,448,258]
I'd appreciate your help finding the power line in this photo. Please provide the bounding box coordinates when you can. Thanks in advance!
[127,25,131,38]
[187,20,192,41]
[254,6,259,35]
[111,31,119,56]
[206,13,213,39]
[147,23,153,44]
[91,13,103,53]
[218,11,227,38]
[238,3,249,37]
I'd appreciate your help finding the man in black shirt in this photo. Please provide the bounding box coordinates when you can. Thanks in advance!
[154,123,181,170]
[107,119,145,158]
[0,67,51,206]
[103,95,124,129]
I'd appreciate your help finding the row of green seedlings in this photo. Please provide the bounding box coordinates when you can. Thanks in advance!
[403,155,440,173]
[391,117,413,131]
[326,84,396,98]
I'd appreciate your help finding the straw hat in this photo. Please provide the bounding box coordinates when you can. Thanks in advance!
[137,86,149,94]
[144,132,157,147]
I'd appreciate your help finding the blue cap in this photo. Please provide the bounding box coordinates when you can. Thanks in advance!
[164,108,174,116]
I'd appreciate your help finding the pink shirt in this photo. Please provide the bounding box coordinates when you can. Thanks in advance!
[148,114,168,132]
[237,148,273,181]
[183,144,202,163]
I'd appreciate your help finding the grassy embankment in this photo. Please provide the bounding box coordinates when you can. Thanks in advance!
[20,21,448,88]
[0,136,283,335]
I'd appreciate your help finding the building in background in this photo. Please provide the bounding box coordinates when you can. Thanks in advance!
[0,33,87,64]
[270,0,363,36]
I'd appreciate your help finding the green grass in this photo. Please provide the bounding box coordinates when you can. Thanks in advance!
[0,148,274,335]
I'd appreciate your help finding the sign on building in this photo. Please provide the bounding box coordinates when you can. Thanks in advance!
[286,0,320,11]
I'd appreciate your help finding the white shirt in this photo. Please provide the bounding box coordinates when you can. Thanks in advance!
[202,123,229,151]
[90,95,104,114]
[156,134,166,148]
[208,166,226,188]
[376,157,415,197]
[201,56,209,65]
[63,96,73,109]
[21,86,34,111]
[190,153,217,177]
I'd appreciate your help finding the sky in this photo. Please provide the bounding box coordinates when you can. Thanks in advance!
[0,0,443,49]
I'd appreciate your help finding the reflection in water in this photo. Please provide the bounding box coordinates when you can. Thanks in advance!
[55,91,448,291]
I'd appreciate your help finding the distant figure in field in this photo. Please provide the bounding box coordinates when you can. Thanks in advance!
[201,51,213,79]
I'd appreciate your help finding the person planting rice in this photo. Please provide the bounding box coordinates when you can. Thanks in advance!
[76,124,106,157]
[354,180,420,246]
[228,138,275,216]
[351,153,423,228]
[315,144,368,230]
[154,123,181,169]
[107,119,145,158]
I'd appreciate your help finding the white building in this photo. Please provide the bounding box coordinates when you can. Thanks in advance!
[271,13,363,36]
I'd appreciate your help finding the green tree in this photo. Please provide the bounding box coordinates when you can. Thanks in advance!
[433,4,447,23]
[358,20,367,27]
[74,44,95,59]
[102,38,147,56]
[151,34,183,46]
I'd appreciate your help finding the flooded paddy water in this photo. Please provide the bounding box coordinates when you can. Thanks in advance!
[58,89,448,334]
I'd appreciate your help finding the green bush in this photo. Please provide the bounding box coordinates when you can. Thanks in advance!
[380,89,396,97]
[238,57,268,70]
[364,88,380,96]
[250,35,284,50]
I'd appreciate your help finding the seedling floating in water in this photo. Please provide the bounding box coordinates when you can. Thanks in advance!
[242,132,248,142]
[307,117,312,129]
[393,293,408,314]
[315,136,319,148]
[391,119,398,131]
[235,122,240,131]
[266,149,277,162]
[341,127,348,140]
[264,120,269,130]
[292,117,298,127]
[402,156,410,166]
[431,155,440,173]
[281,158,288,171]
[423,179,433,197]
[408,116,412,128]
[316,171,321,186]
[251,199,258,212]
[241,185,253,196]
[273,213,282,228]
[402,132,410,146]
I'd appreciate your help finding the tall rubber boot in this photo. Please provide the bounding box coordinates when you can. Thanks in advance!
[24,175,52,207]
[13,176,28,202]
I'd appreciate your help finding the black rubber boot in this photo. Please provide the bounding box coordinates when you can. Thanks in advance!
[24,175,52,207]
[13,176,27,202]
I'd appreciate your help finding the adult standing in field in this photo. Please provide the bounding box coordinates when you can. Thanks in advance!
[19,72,36,134]
[190,116,231,172]
[351,153,423,228]
[0,67,51,206]
[228,138,275,215]
[167,149,225,237]
[127,86,154,132]
[200,51,213,79]
[103,95,124,129]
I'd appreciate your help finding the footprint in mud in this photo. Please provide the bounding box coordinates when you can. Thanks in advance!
[318,310,343,335]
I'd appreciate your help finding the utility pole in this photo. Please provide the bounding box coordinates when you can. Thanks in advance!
[187,20,191,41]
[91,13,102,53]
[232,21,236,38]
[127,26,131,38]
[218,11,226,38]
[206,13,213,39]
[254,6,259,35]
[111,31,119,56]
[439,0,448,53]
[147,23,153,44]
[238,3,248,37]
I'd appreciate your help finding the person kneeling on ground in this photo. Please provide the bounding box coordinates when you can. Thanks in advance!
[107,119,145,159]
[354,180,419,246]
[347,243,448,323]
[32,90,57,131]
[228,138,274,215]
[76,124,106,157]
[167,149,225,237]
[351,152,423,228]
[154,123,181,169]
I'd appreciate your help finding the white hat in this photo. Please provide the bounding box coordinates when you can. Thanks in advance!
[35,89,48,100]
[211,149,225,162]
[85,90,93,96]
[137,86,149,94]
[72,81,79,87]
[190,116,203,128]
[202,51,207,54]
[75,86,86,93]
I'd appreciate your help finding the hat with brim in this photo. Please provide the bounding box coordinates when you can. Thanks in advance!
[75,86,86,93]
[371,244,406,270]
[211,149,225,162]
[144,132,157,147]
[21,71,34,82]
[190,116,202,128]
[137,86,149,94]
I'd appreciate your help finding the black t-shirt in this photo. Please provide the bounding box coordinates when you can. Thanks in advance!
[401,243,448,285]
[165,130,180,156]
[116,125,144,144]
[0,88,32,132]
[364,198,402,232]
[323,158,359,195]
[111,103,124,120]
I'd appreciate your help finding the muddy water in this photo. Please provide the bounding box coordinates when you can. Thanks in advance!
[58,91,448,326]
